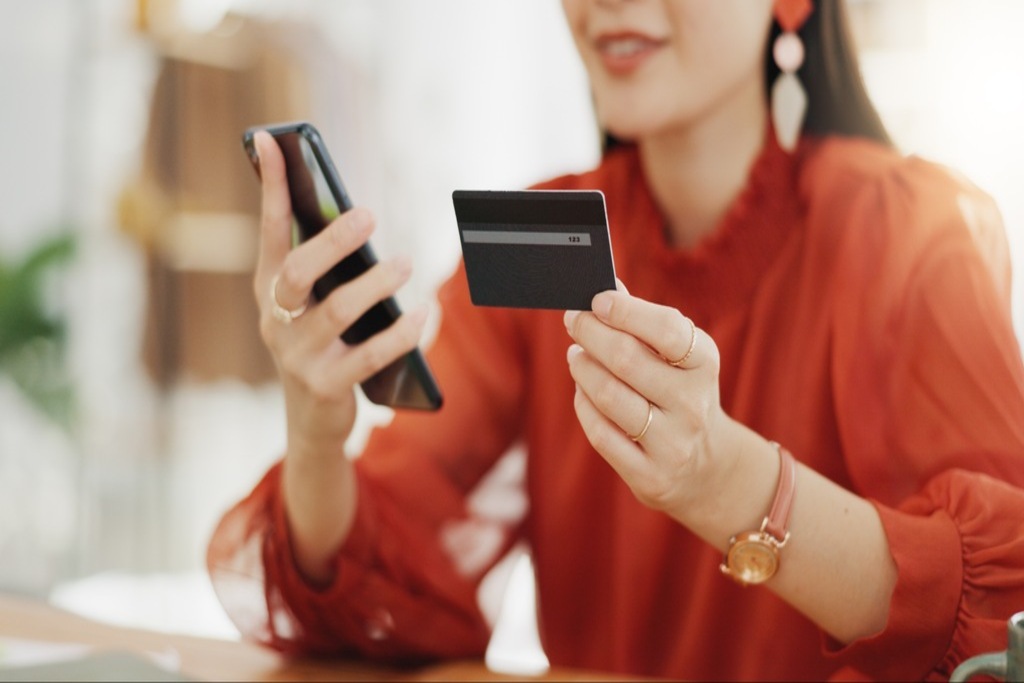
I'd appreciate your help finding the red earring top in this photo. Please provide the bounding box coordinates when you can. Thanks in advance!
[774,0,813,33]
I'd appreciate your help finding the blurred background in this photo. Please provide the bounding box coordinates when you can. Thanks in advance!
[2,0,1023,674]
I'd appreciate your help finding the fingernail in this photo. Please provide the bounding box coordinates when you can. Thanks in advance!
[564,309,580,330]
[348,208,372,234]
[408,306,429,327]
[394,255,413,280]
[592,292,612,319]
[250,135,262,162]
[566,344,583,361]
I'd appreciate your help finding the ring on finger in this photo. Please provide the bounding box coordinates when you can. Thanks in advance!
[628,401,654,443]
[270,274,309,324]
[667,317,697,368]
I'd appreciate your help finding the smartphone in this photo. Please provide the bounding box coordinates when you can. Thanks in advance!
[242,121,443,411]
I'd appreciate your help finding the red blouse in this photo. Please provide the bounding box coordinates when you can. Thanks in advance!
[208,132,1024,680]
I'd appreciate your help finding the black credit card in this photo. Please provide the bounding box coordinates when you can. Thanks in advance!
[452,189,617,310]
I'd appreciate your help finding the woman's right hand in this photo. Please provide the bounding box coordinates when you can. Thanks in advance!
[251,131,429,583]
[252,131,428,464]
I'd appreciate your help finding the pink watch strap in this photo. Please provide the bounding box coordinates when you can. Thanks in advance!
[763,443,797,542]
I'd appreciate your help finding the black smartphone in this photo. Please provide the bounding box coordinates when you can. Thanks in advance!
[242,121,443,411]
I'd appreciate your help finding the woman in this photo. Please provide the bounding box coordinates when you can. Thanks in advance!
[208,0,1024,679]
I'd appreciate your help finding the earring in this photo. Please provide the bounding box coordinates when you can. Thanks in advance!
[771,0,813,152]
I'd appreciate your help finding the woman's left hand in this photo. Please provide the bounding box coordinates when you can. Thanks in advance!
[566,285,900,644]
[564,283,742,520]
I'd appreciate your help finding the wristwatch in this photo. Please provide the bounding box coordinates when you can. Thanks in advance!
[719,442,797,586]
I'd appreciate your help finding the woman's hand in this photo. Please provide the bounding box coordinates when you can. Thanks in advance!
[252,130,429,459]
[563,283,745,522]
[252,130,429,583]
[565,285,898,643]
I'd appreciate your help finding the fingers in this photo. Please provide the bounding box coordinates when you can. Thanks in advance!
[564,314,681,411]
[571,382,653,488]
[567,286,729,517]
[665,316,698,368]
[272,208,375,313]
[291,256,413,353]
[251,130,378,317]
[272,266,428,399]
[627,400,654,443]
[564,292,715,405]
[277,302,428,410]
[591,289,709,370]
[254,131,293,280]
[316,305,429,392]
[266,242,422,400]
[567,342,657,439]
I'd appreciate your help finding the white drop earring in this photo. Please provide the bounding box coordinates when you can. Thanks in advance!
[771,0,813,152]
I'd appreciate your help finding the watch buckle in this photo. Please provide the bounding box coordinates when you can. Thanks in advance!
[758,516,790,548]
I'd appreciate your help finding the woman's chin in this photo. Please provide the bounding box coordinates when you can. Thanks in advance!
[598,110,673,145]
[599,118,645,143]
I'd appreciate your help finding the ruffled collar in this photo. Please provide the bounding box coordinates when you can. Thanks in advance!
[607,130,808,319]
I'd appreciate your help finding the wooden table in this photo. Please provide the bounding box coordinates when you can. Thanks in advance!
[0,594,626,681]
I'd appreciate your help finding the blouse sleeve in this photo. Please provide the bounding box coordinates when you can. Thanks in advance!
[206,262,531,661]
[824,156,1024,680]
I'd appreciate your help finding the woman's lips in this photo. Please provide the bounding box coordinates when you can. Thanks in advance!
[595,32,665,76]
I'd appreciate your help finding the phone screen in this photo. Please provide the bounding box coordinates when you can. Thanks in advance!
[245,123,442,410]
[274,131,398,345]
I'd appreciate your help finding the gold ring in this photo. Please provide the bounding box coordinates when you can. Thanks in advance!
[628,401,654,443]
[668,317,697,368]
[270,274,308,324]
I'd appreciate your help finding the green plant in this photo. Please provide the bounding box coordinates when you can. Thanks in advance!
[0,233,76,430]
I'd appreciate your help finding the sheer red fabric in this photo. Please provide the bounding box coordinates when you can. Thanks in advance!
[208,133,1024,680]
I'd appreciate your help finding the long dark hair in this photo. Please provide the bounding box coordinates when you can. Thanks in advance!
[604,0,891,152]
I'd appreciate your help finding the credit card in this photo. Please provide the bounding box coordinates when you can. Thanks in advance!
[452,189,617,310]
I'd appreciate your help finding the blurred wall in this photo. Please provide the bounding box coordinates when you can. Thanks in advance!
[854,0,1024,327]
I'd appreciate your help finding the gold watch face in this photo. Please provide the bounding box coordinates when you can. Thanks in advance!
[725,532,779,585]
